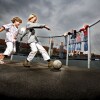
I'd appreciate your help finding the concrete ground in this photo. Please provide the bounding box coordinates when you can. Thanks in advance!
[0,60,100,100]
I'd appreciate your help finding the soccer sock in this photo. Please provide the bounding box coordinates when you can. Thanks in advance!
[47,59,51,62]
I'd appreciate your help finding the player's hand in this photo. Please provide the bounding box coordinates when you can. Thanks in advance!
[45,25,51,30]
[12,39,16,43]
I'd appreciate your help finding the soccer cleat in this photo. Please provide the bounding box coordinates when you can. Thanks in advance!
[23,59,30,67]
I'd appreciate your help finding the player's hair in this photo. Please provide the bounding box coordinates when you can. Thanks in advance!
[28,13,37,21]
[11,17,22,23]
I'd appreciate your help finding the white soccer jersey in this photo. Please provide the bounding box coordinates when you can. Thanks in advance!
[3,23,18,42]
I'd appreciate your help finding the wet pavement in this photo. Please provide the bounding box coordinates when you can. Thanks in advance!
[0,60,100,100]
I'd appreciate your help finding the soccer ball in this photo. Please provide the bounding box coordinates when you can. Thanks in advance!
[53,60,62,69]
[19,27,26,35]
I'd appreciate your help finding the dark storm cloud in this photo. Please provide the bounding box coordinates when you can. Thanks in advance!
[0,0,54,25]
[56,0,100,31]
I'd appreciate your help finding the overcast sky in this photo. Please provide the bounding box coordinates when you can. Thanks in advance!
[0,0,100,54]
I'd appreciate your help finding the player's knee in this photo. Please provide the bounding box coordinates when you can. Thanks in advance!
[32,50,37,54]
